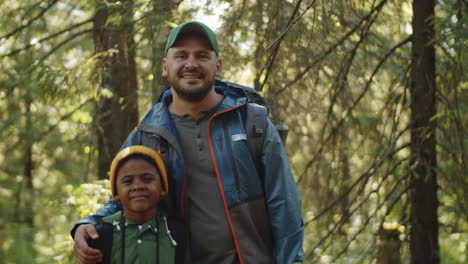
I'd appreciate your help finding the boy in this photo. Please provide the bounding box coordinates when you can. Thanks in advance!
[88,145,189,264]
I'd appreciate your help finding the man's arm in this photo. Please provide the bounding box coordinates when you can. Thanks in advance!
[71,199,121,264]
[262,119,304,263]
[70,199,122,238]
[73,224,102,264]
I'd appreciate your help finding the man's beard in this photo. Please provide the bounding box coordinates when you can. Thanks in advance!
[169,69,215,103]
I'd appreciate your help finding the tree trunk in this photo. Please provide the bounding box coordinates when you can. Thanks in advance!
[338,126,351,235]
[377,227,401,264]
[151,0,172,101]
[410,0,439,263]
[23,96,36,259]
[94,0,139,180]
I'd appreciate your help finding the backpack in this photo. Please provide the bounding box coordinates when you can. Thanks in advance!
[140,79,288,173]
[214,79,289,173]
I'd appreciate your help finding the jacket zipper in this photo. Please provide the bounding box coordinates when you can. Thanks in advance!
[207,103,246,264]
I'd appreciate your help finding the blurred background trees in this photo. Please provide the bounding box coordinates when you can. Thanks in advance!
[0,0,466,263]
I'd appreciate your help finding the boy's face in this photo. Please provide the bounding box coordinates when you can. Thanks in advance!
[114,158,163,221]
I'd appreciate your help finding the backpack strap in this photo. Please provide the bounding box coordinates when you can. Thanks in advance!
[244,103,268,176]
[215,79,270,173]
[88,223,114,264]
[140,129,171,154]
[141,131,160,151]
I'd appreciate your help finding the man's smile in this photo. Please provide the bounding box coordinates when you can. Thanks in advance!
[178,70,204,79]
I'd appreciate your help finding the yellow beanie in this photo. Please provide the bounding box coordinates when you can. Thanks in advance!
[109,146,168,197]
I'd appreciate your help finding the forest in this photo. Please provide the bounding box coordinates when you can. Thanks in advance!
[0,0,466,263]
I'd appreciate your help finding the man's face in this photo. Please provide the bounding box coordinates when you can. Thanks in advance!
[163,33,222,102]
[114,158,163,221]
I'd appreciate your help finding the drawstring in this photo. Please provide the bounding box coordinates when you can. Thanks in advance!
[163,216,178,246]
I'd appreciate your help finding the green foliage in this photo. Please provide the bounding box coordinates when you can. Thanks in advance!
[439,231,468,264]
[1,180,111,264]
[66,181,112,219]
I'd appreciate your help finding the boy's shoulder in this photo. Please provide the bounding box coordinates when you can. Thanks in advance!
[102,210,123,224]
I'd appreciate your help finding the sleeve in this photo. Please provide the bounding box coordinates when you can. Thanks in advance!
[262,118,304,263]
[70,128,143,239]
[70,199,122,239]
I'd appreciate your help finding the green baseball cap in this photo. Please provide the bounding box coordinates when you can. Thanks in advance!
[165,21,219,57]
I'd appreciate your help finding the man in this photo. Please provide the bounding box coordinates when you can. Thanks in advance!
[73,21,304,264]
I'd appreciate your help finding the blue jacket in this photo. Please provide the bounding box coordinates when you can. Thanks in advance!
[74,84,304,263]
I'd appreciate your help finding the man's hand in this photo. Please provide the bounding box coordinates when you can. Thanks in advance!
[73,224,103,264]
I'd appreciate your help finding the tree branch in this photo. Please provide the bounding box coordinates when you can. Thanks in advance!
[0,19,93,58]
[4,98,95,156]
[256,0,309,91]
[330,178,410,262]
[265,0,318,51]
[39,29,93,62]
[298,35,412,181]
[274,0,389,97]
[304,141,410,226]
[305,160,410,260]
[320,8,377,141]
[0,0,60,40]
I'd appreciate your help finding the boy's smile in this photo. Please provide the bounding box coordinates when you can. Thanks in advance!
[114,158,164,223]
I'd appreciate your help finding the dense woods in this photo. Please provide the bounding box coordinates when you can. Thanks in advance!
[0,0,466,263]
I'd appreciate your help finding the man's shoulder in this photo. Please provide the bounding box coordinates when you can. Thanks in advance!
[140,97,171,126]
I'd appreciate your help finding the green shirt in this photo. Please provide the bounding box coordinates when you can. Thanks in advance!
[102,211,177,264]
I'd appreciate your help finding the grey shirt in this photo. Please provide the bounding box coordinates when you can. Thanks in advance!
[170,105,237,264]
